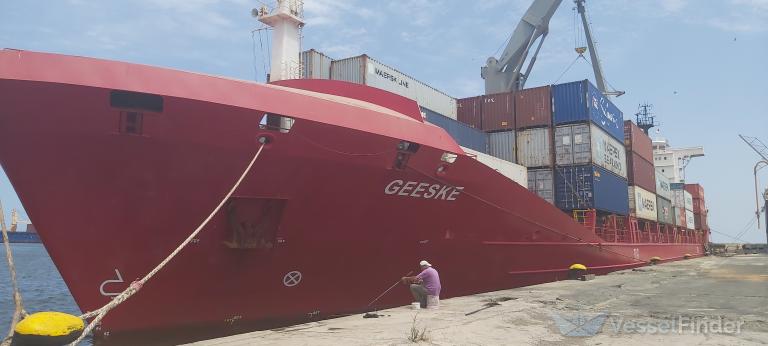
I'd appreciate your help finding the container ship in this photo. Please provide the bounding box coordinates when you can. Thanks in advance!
[0,0,708,341]
[3,209,41,243]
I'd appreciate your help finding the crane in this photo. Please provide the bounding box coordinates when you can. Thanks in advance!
[482,0,623,96]
[740,134,768,233]
[574,0,624,97]
[740,134,768,162]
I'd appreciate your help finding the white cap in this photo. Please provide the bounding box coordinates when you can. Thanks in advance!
[419,260,431,267]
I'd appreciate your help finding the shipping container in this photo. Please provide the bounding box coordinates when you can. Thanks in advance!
[673,206,686,227]
[515,86,551,129]
[692,197,706,214]
[552,80,624,141]
[528,168,554,204]
[457,97,482,129]
[672,190,694,211]
[300,49,333,79]
[423,107,488,153]
[624,120,653,162]
[684,183,705,200]
[554,123,627,178]
[488,130,516,163]
[329,55,458,119]
[685,209,695,229]
[517,127,552,168]
[670,182,684,190]
[462,147,527,186]
[482,92,515,131]
[628,186,658,221]
[693,212,709,230]
[656,196,674,225]
[655,169,673,201]
[627,152,656,193]
[554,164,629,215]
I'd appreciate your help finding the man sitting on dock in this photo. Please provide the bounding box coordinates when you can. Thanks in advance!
[402,260,441,308]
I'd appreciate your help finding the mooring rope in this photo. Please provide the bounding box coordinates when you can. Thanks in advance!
[1,201,28,346]
[69,142,266,345]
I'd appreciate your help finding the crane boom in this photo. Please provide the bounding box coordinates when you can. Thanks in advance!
[482,0,561,94]
[740,134,768,162]
[574,0,623,97]
[482,0,623,96]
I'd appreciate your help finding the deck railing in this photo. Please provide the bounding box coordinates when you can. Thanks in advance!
[573,209,707,245]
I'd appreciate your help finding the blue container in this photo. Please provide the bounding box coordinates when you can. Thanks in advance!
[423,107,488,153]
[555,164,629,215]
[6,232,41,243]
[669,182,684,190]
[552,80,624,141]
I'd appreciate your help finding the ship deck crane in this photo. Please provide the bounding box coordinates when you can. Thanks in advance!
[740,134,768,232]
[482,0,623,96]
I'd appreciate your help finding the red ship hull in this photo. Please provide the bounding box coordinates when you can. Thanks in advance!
[0,50,705,341]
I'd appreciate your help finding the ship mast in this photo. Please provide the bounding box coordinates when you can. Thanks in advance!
[253,0,304,82]
[252,0,304,132]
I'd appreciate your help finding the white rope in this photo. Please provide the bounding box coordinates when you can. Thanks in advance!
[70,143,266,345]
[1,201,28,346]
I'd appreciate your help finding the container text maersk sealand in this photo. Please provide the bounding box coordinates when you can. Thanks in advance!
[0,50,706,342]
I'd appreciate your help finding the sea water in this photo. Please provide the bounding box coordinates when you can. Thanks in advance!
[0,243,91,345]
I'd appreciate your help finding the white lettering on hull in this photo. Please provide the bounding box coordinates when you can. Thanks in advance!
[384,180,464,201]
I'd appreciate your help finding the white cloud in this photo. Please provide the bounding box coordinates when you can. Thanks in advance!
[388,0,447,27]
[707,17,767,32]
[319,43,361,57]
[731,0,768,12]
[704,0,768,33]
[659,0,688,14]
[303,0,354,26]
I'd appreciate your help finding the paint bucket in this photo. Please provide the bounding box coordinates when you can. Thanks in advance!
[427,295,440,309]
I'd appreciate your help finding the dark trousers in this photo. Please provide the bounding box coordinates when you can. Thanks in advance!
[410,284,428,308]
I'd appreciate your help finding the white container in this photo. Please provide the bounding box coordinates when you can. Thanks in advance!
[300,49,333,79]
[672,190,685,209]
[411,302,421,310]
[528,168,554,204]
[628,185,658,221]
[330,55,458,119]
[589,124,626,179]
[655,169,672,201]
[554,123,627,179]
[463,147,527,187]
[488,130,516,163]
[684,191,693,211]
[685,209,695,229]
[516,127,552,168]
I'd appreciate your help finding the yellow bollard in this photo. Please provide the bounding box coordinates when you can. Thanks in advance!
[568,263,587,279]
[12,312,84,346]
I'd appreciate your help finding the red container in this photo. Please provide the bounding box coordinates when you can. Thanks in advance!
[627,152,656,193]
[685,184,705,200]
[624,120,653,163]
[694,212,709,230]
[692,197,706,214]
[481,92,515,132]
[515,86,551,129]
[457,96,482,129]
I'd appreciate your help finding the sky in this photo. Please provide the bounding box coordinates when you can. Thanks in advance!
[0,0,767,243]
